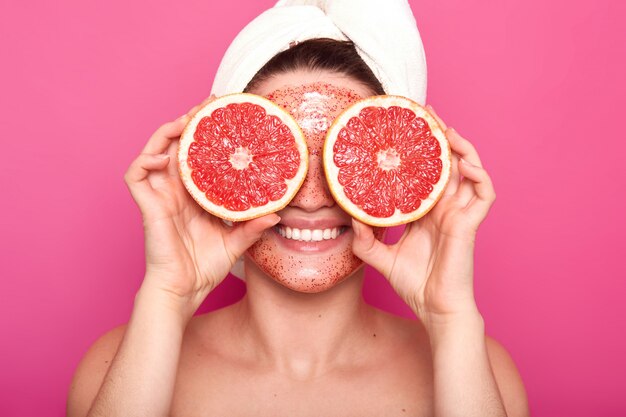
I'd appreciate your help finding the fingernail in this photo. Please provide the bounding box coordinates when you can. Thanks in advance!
[177,114,188,121]
[158,154,170,160]
[352,219,361,237]
[426,104,433,110]
[460,158,472,166]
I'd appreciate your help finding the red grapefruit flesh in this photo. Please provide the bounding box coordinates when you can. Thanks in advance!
[178,93,308,221]
[323,96,451,227]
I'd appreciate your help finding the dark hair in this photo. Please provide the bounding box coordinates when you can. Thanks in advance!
[244,38,385,95]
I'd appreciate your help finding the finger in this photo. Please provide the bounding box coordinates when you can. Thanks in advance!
[425,107,459,194]
[445,134,461,195]
[351,219,395,277]
[165,139,183,178]
[186,94,217,119]
[447,128,483,168]
[140,95,216,156]
[457,159,496,213]
[425,104,448,131]
[125,153,170,183]
[142,117,188,155]
[170,95,218,174]
[224,214,281,262]
[124,153,171,201]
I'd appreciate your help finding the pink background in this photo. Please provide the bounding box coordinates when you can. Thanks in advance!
[1,0,624,415]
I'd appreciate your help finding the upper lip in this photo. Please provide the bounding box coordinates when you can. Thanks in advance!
[276,218,350,230]
[275,204,354,229]
[275,209,352,230]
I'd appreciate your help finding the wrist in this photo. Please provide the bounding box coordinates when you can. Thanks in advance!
[97,280,188,416]
[135,281,196,326]
[423,308,485,344]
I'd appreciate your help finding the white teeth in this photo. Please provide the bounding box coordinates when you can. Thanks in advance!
[312,229,323,241]
[276,226,344,242]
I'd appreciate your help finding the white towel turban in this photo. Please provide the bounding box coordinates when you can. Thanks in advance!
[210,0,428,280]
[211,0,427,104]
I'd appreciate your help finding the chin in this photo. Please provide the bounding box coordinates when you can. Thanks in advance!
[269,261,365,294]
[244,224,387,293]
[244,237,365,293]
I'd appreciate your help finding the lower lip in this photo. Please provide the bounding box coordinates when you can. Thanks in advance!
[272,227,351,253]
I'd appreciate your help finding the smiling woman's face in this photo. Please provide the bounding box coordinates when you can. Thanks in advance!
[244,71,384,293]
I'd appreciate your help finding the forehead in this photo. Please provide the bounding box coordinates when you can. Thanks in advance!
[250,70,373,98]
[247,72,372,150]
[265,81,363,127]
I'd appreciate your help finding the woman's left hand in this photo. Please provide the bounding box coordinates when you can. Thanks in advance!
[351,105,496,330]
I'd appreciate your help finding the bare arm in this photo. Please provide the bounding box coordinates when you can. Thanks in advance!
[429,311,507,417]
[427,313,530,417]
[352,105,529,416]
[486,335,531,417]
[68,287,187,417]
[68,97,278,416]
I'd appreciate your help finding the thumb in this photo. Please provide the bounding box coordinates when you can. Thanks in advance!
[351,218,394,278]
[225,214,281,259]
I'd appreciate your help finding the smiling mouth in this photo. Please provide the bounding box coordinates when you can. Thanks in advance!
[274,225,348,242]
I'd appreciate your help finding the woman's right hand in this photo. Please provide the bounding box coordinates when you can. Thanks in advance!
[124,96,280,320]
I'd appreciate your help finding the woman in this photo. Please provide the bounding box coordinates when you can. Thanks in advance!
[68,2,529,416]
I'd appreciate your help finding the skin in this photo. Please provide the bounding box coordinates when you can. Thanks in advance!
[247,81,384,292]
[67,70,530,417]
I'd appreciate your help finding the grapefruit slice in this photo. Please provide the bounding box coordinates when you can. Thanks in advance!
[323,96,451,227]
[178,93,308,221]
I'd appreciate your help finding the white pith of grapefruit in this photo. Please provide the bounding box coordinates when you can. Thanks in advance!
[178,93,309,221]
[323,95,451,227]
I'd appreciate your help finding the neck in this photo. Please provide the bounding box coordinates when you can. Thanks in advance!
[233,258,373,380]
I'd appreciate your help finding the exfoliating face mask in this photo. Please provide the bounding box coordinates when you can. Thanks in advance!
[245,82,384,293]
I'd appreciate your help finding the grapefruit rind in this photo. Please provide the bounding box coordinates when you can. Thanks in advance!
[323,95,451,227]
[178,93,309,222]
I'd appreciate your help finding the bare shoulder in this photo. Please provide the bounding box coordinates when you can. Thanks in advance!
[367,307,432,365]
[369,307,428,344]
[485,336,531,417]
[66,309,226,417]
[67,324,127,417]
[370,308,530,417]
